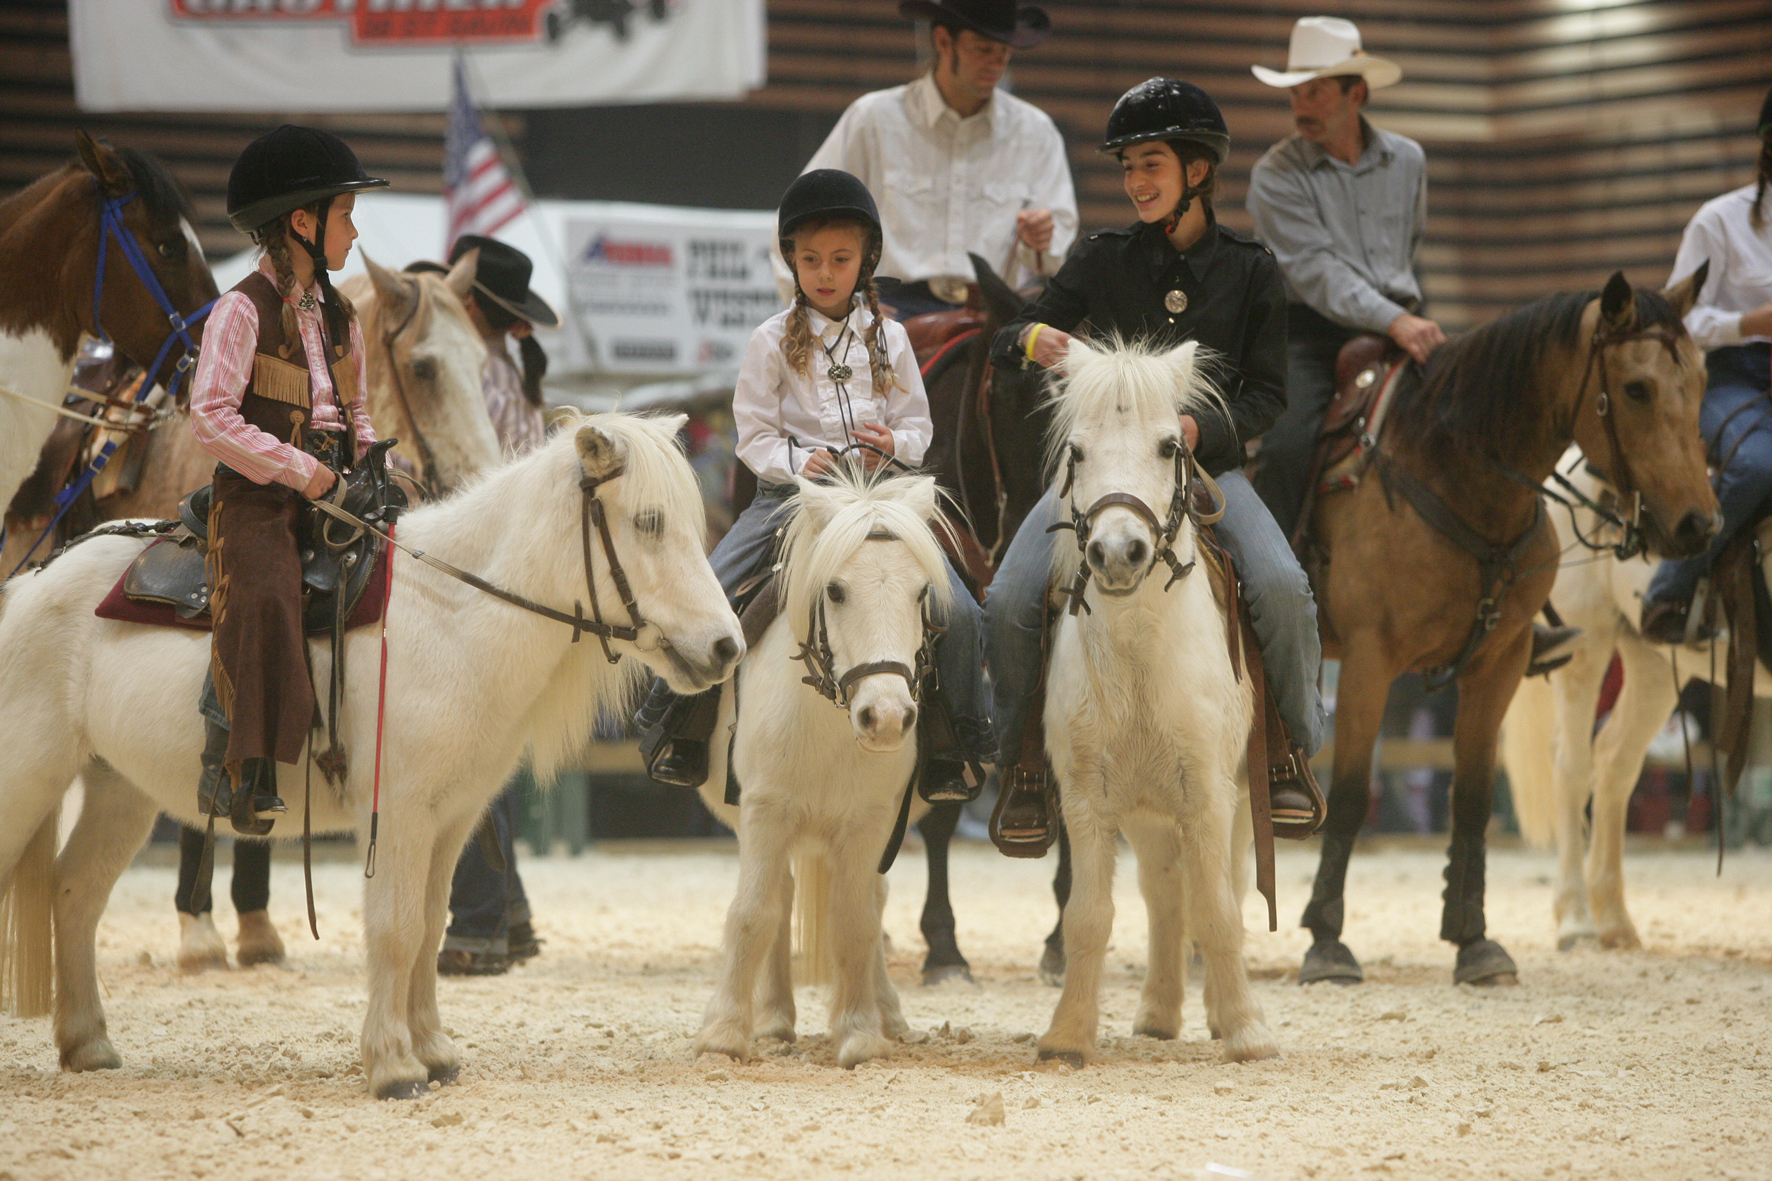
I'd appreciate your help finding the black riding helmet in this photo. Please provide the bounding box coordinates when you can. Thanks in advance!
[1100,78,1230,164]
[227,124,388,234]
[777,169,883,270]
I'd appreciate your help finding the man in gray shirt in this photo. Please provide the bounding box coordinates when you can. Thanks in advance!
[1245,17,1444,539]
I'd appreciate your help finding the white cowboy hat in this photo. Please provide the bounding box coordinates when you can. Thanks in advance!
[1250,16,1401,90]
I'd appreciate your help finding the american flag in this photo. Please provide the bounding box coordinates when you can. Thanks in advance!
[444,55,526,253]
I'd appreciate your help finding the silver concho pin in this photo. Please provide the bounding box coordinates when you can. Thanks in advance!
[297,291,317,312]
[1164,289,1188,314]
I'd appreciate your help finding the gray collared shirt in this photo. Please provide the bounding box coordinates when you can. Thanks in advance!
[1247,118,1427,334]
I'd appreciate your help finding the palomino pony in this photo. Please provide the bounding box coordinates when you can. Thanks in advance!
[693,469,951,1069]
[1300,272,1718,986]
[0,412,744,1098]
[1502,451,1770,951]
[1035,336,1275,1066]
[1,133,217,510]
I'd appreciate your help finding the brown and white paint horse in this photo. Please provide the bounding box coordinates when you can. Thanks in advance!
[0,132,217,512]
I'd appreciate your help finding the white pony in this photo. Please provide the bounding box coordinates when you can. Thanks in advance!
[0,412,744,1098]
[1503,448,1768,950]
[693,469,950,1070]
[1036,337,1277,1067]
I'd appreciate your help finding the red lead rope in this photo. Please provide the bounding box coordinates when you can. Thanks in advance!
[365,520,397,879]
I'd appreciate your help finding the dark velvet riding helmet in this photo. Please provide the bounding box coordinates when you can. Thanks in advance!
[777,169,882,265]
[898,0,1050,50]
[226,124,389,233]
[1099,78,1231,165]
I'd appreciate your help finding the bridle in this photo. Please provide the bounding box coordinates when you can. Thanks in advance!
[1047,434,1224,616]
[377,281,446,498]
[793,530,940,710]
[309,463,665,664]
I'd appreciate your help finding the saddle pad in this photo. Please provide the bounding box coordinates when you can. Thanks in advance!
[1317,356,1417,492]
[95,536,391,634]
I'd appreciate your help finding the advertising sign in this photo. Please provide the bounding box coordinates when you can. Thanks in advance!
[70,0,764,111]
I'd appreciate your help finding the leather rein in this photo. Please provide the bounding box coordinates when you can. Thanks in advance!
[793,530,940,709]
[1046,437,1225,616]
[309,465,663,664]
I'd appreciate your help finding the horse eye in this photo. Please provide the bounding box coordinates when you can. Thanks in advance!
[1069,443,1084,464]
[1624,380,1652,404]
[156,238,182,261]
[410,358,436,382]
[826,581,846,604]
[1159,437,1179,459]
[633,509,663,536]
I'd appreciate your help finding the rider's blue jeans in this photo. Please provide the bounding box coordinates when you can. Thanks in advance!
[984,470,1327,765]
[443,776,530,956]
[1645,343,1772,611]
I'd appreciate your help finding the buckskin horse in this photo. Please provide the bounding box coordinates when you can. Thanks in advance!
[0,133,217,513]
[1297,271,1717,986]
[0,412,744,1098]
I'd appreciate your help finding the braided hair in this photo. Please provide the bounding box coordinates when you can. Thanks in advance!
[779,216,898,395]
[248,200,356,349]
[475,292,549,407]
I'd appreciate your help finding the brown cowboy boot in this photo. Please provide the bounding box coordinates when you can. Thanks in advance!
[1264,691,1324,840]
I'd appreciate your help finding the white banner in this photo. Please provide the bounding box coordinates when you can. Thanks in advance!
[70,0,764,112]
[565,209,781,375]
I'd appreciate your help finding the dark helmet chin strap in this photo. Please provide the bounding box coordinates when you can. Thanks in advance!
[1161,178,1200,236]
[292,196,348,344]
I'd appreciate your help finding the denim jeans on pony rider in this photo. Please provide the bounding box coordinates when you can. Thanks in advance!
[984,470,1327,767]
[635,480,994,764]
[1644,343,1772,613]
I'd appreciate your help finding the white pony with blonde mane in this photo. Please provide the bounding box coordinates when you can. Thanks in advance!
[694,468,952,1069]
[0,412,744,1098]
[1036,336,1278,1067]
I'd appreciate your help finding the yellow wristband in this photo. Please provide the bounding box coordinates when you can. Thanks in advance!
[1024,322,1045,362]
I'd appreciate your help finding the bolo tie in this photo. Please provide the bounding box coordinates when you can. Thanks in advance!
[821,320,861,444]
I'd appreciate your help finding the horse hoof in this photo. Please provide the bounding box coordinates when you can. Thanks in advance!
[1037,943,1066,988]
[177,913,230,975]
[1131,1023,1178,1042]
[921,962,973,987]
[1454,939,1519,985]
[375,1078,429,1101]
[1299,939,1362,985]
[235,911,286,968]
[1036,1048,1087,1069]
[61,1040,122,1072]
[428,1063,461,1086]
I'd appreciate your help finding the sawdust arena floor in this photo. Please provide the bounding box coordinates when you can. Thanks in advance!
[1,836,1768,1181]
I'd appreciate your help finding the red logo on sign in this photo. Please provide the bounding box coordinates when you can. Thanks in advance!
[168,0,552,46]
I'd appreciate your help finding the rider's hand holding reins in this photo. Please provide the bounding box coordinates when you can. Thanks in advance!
[1016,208,1056,254]
[1021,321,1073,372]
[801,448,837,479]
[303,464,340,501]
[1740,299,1772,340]
[851,423,896,470]
[1388,311,1446,364]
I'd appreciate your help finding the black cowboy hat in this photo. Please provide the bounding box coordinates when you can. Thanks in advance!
[433,235,559,328]
[1099,78,1231,165]
[898,0,1050,50]
[227,124,388,233]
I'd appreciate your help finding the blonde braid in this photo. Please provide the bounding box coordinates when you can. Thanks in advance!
[254,218,301,346]
[861,269,897,395]
[781,287,815,378]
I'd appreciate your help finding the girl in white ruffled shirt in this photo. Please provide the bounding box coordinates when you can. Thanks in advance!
[638,169,990,801]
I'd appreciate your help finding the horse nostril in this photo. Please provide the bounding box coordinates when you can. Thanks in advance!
[903,706,917,731]
[859,706,876,733]
[1125,539,1147,568]
[1088,540,1107,568]
[713,635,739,666]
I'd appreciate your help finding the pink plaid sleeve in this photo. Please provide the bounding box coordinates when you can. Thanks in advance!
[347,317,377,457]
[188,291,320,491]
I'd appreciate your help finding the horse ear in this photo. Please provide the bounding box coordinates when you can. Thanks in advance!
[362,254,415,321]
[1599,271,1637,330]
[899,474,940,523]
[445,247,480,301]
[968,252,1026,323]
[75,130,133,199]
[576,423,625,481]
[1161,338,1201,379]
[1661,260,1708,320]
[792,476,839,530]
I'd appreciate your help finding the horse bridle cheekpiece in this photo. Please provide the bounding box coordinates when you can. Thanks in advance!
[378,288,446,497]
[1048,434,1225,615]
[793,528,941,709]
[92,184,215,404]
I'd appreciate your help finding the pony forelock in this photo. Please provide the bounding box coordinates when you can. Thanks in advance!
[1042,334,1227,482]
[779,468,954,640]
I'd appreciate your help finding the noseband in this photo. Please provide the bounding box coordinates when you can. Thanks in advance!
[1047,437,1224,616]
[793,533,940,710]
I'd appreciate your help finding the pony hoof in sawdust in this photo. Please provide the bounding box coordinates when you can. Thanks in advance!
[921,962,973,987]
[427,1063,461,1086]
[1036,1047,1087,1069]
[61,1040,123,1073]
[1454,938,1519,986]
[374,1078,429,1101]
[1299,939,1363,985]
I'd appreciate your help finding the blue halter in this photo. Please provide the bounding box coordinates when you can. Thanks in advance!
[5,184,217,577]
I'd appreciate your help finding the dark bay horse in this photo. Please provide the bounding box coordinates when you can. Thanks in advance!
[0,132,217,512]
[1300,271,1717,986]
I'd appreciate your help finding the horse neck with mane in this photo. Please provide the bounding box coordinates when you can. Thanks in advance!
[0,133,216,508]
[1383,270,1715,557]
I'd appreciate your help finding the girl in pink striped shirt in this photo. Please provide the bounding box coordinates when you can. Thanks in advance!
[187,125,386,835]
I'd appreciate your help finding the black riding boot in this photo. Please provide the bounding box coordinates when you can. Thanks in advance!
[917,682,985,805]
[635,680,719,789]
[196,717,284,837]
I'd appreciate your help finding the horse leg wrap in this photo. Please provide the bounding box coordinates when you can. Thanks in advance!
[1300,833,1354,941]
[1441,832,1488,945]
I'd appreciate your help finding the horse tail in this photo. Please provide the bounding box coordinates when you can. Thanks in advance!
[791,851,833,988]
[0,805,59,1017]
[1502,672,1558,849]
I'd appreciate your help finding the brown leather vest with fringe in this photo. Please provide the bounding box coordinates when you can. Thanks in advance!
[231,270,359,461]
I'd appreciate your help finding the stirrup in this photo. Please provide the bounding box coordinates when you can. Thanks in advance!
[989,762,1058,858]
[228,759,282,837]
[1525,620,1581,678]
[1269,746,1324,840]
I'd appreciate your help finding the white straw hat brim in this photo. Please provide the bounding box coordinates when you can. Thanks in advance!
[1251,55,1401,91]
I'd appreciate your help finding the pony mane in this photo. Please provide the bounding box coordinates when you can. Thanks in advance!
[779,467,955,641]
[115,146,192,225]
[1386,288,1686,461]
[1041,334,1227,481]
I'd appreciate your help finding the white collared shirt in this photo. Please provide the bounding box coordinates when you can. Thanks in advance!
[732,300,931,486]
[1669,185,1772,349]
[798,73,1078,292]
